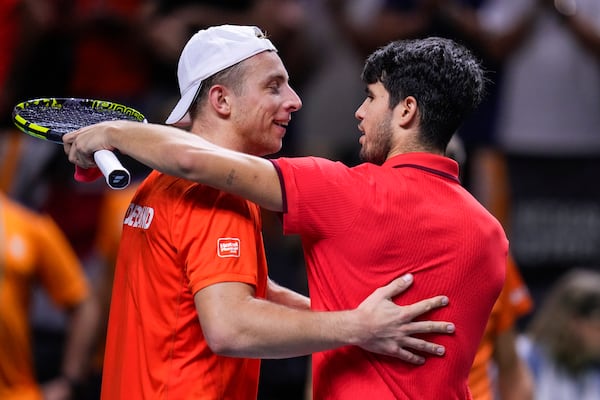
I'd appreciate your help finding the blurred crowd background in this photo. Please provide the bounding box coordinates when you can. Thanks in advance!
[1,0,599,399]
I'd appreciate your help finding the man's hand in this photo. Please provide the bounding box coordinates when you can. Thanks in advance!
[63,121,119,169]
[355,274,454,364]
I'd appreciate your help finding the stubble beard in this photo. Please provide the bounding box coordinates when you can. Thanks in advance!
[359,114,393,166]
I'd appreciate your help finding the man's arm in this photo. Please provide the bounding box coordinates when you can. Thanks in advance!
[42,296,101,399]
[63,121,285,211]
[34,214,100,399]
[195,274,454,364]
[267,278,311,310]
[494,328,534,400]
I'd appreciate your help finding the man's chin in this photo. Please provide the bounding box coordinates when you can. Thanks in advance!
[358,148,368,162]
[261,142,283,157]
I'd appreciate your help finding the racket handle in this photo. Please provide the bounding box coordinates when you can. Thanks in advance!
[94,149,131,189]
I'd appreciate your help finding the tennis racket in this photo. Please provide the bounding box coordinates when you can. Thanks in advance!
[12,97,147,189]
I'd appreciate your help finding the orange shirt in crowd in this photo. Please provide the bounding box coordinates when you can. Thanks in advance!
[0,193,88,400]
[469,255,534,399]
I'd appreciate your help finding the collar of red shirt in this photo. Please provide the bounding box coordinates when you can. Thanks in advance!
[384,152,460,184]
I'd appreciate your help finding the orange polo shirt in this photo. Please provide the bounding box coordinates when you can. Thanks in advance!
[101,171,268,399]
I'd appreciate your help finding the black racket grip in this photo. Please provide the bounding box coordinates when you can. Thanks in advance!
[94,150,131,189]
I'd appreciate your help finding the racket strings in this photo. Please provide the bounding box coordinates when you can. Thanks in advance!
[18,105,140,134]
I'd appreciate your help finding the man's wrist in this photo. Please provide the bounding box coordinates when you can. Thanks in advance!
[344,309,370,347]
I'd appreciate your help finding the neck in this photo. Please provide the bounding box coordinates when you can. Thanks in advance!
[387,138,443,160]
[190,119,245,153]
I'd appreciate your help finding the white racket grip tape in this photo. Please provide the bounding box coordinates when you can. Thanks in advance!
[94,149,131,189]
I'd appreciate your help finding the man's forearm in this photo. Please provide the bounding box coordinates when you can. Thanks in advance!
[66,121,285,211]
[197,276,452,362]
[267,278,310,310]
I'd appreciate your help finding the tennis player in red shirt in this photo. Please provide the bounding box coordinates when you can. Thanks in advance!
[62,26,457,399]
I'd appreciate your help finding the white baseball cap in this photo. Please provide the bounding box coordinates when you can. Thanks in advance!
[165,25,277,126]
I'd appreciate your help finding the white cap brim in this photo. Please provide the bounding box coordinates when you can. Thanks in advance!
[165,83,199,126]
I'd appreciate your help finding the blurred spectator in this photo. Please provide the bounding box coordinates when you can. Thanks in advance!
[517,268,600,400]
[0,191,98,400]
[477,0,600,301]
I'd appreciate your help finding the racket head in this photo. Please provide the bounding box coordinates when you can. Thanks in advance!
[12,97,146,143]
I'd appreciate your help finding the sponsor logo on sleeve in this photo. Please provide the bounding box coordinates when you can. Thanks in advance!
[217,238,241,258]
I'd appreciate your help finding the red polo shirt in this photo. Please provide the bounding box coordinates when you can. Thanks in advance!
[272,152,507,399]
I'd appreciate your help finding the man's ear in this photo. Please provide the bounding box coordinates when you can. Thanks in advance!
[397,96,418,128]
[207,85,231,116]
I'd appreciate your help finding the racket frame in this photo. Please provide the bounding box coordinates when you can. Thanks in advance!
[12,97,146,190]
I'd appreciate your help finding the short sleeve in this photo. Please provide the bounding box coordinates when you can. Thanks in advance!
[173,187,265,296]
[273,156,365,239]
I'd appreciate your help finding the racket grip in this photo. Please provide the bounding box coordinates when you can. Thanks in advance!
[94,149,131,189]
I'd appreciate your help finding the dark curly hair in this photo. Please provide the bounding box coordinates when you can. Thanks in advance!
[361,37,486,152]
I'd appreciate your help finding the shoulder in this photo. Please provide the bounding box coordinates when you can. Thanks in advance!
[1,195,42,220]
[273,156,340,171]
[274,156,368,180]
[2,199,59,240]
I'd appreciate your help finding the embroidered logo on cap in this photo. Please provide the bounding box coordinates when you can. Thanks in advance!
[217,238,241,258]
